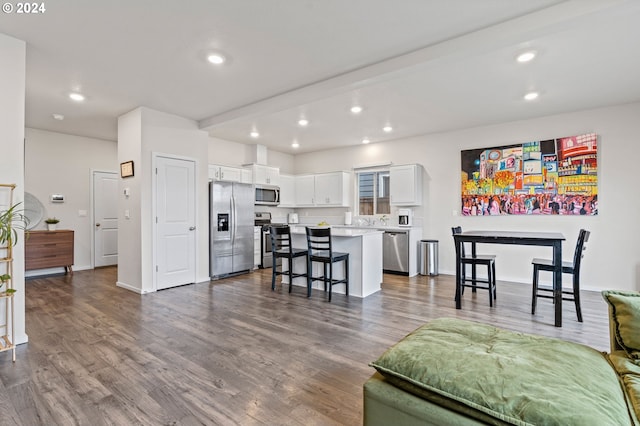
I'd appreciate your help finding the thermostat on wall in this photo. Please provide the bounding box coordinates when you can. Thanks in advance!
[50,194,65,203]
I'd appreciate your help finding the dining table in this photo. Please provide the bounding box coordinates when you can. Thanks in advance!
[453,230,566,327]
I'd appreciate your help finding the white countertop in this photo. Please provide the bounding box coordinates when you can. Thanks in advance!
[333,225,420,232]
[289,225,383,237]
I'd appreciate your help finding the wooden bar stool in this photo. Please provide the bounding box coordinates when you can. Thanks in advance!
[452,226,497,306]
[305,227,349,302]
[532,229,590,322]
[270,225,309,295]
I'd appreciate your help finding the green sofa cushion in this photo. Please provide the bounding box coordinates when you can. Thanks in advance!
[608,351,640,424]
[602,290,640,358]
[370,318,632,426]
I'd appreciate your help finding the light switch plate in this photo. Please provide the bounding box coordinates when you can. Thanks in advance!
[78,210,87,217]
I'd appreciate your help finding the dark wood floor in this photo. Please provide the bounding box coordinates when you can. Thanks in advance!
[0,267,610,425]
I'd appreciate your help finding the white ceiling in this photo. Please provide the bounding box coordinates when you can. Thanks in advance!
[1,0,639,153]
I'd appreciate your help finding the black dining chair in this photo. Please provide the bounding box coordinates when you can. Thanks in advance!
[452,226,497,306]
[270,225,309,295]
[305,227,349,302]
[531,229,590,322]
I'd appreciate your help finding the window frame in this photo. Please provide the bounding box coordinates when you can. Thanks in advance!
[355,167,390,216]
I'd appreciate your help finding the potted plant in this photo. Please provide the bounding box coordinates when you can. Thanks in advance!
[0,202,28,246]
[45,217,60,231]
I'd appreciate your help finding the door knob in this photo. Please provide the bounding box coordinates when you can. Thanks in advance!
[189,226,196,231]
[96,223,101,227]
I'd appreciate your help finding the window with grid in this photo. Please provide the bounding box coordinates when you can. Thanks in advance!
[357,170,390,215]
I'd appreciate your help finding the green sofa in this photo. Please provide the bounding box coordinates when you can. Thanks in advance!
[364,290,640,426]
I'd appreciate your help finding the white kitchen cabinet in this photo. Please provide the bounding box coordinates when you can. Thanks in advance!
[315,172,350,206]
[247,164,280,186]
[209,164,251,183]
[294,172,351,207]
[390,164,423,206]
[294,175,316,207]
[279,174,296,207]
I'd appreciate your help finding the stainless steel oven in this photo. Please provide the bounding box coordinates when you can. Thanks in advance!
[255,212,279,269]
[261,226,273,268]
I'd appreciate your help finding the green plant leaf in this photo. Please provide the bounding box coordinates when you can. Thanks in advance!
[0,202,29,246]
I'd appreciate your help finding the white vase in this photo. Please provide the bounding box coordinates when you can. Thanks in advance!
[47,223,57,231]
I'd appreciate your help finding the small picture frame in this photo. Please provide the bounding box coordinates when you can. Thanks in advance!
[120,161,134,178]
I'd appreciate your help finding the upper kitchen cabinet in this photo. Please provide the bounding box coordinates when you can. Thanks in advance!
[390,164,424,206]
[294,174,316,207]
[279,174,296,207]
[209,164,251,183]
[247,164,280,186]
[295,172,351,207]
[315,172,350,206]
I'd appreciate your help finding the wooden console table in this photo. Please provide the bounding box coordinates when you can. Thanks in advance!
[25,230,74,274]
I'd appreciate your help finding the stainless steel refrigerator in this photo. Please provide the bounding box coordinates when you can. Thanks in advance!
[210,181,254,278]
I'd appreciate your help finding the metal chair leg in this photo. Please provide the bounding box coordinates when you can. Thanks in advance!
[492,262,496,300]
[307,258,312,297]
[345,256,349,297]
[573,274,583,322]
[288,259,293,293]
[271,255,277,291]
[531,265,539,315]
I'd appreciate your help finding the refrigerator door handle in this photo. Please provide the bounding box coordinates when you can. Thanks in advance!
[231,195,236,243]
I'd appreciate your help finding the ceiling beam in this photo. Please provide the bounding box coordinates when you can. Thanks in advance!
[199,0,626,131]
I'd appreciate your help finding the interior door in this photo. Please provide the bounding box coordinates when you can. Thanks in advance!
[93,171,118,267]
[155,156,196,290]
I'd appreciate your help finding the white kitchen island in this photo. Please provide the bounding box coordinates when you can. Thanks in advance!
[283,226,383,298]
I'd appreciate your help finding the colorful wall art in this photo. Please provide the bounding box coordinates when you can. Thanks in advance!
[460,133,598,216]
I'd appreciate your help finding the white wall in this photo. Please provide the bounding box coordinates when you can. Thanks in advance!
[208,136,250,166]
[294,102,640,292]
[116,109,143,291]
[0,33,27,344]
[208,138,295,174]
[24,128,118,274]
[117,107,210,293]
[266,149,295,175]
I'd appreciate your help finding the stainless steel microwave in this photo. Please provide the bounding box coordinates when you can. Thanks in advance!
[255,184,280,206]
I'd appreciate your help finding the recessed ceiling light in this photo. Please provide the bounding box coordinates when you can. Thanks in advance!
[291,141,300,148]
[69,92,85,102]
[250,131,260,138]
[524,92,539,101]
[207,53,226,65]
[362,138,370,144]
[298,118,309,127]
[516,51,537,63]
[383,125,393,133]
[350,106,363,114]
[52,113,64,121]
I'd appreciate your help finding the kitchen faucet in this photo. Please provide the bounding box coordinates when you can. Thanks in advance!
[360,217,376,226]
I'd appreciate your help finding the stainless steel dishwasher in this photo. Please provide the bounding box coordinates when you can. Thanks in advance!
[383,230,409,275]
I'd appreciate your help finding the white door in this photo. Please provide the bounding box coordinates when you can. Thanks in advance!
[93,171,118,267]
[155,156,196,290]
